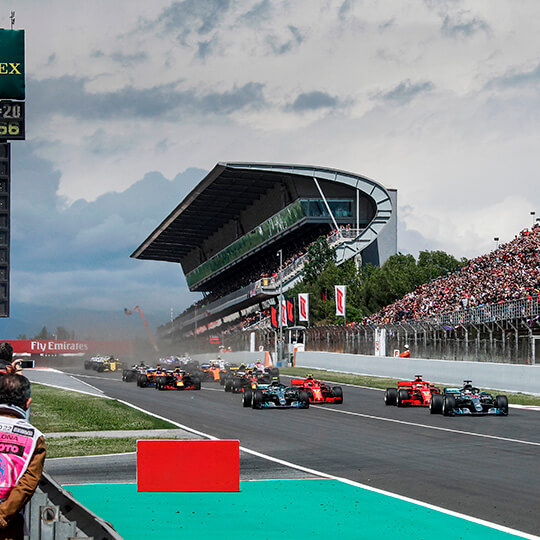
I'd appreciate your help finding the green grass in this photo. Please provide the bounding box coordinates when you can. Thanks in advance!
[46,436,184,458]
[30,384,176,433]
[280,367,540,406]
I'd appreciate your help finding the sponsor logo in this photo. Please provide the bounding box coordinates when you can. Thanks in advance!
[30,341,89,353]
[0,63,21,75]
[12,426,34,437]
[0,442,23,456]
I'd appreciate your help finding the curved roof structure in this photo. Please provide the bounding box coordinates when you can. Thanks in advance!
[131,162,396,267]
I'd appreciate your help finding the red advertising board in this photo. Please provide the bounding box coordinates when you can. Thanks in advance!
[5,340,134,355]
[137,440,239,492]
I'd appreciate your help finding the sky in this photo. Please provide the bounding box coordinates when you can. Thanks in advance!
[1,0,540,335]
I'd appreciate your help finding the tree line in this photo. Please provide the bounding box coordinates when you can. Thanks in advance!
[287,237,467,325]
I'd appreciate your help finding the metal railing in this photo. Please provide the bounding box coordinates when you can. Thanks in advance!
[380,296,540,331]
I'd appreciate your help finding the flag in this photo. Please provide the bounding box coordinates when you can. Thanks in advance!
[298,293,309,322]
[335,285,346,317]
[286,299,294,325]
[281,299,288,327]
[270,306,278,329]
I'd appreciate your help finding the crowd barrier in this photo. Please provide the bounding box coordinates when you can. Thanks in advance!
[30,472,122,539]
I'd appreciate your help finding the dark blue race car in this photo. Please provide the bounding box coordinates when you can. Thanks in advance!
[243,382,309,409]
[430,380,509,416]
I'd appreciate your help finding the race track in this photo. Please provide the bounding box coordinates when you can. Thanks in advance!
[47,365,540,537]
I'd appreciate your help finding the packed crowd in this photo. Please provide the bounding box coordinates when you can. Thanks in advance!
[363,224,540,325]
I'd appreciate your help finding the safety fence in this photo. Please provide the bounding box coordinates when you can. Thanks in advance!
[228,296,540,365]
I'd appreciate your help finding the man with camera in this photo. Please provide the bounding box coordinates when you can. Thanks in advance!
[0,343,45,539]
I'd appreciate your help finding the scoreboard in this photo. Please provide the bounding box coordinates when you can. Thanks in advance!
[0,100,24,140]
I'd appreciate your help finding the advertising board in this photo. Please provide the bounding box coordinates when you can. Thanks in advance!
[0,30,25,100]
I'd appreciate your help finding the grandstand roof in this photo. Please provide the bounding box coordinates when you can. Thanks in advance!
[131,162,388,263]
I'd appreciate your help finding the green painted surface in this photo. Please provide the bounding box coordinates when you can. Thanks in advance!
[65,479,525,540]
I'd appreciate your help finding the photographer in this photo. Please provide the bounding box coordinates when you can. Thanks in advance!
[0,344,22,376]
[0,375,46,540]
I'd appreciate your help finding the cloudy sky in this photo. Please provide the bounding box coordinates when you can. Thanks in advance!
[2,0,540,334]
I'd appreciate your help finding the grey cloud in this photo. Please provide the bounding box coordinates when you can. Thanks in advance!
[154,0,231,44]
[27,76,266,120]
[267,25,304,55]
[11,143,207,279]
[485,62,540,90]
[338,0,353,20]
[46,53,56,65]
[240,0,271,24]
[110,51,148,66]
[375,79,434,105]
[289,91,340,112]
[196,39,215,60]
[441,13,489,38]
[378,18,394,31]
[91,50,105,58]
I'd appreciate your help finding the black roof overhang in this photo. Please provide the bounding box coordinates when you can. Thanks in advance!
[131,164,284,262]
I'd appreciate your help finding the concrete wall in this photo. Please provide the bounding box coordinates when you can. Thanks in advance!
[295,351,540,395]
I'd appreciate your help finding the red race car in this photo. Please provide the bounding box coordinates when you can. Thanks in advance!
[290,376,343,404]
[384,375,440,407]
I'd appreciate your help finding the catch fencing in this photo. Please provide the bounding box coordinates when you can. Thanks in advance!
[238,296,540,365]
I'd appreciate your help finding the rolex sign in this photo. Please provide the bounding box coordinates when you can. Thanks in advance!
[0,30,25,100]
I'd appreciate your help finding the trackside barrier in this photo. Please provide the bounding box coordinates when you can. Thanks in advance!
[31,472,122,539]
[295,351,540,395]
[137,440,240,492]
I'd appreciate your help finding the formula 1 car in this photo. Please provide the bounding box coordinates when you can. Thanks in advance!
[84,355,122,373]
[200,363,221,382]
[243,381,310,409]
[155,369,201,391]
[430,380,509,416]
[136,367,159,387]
[290,376,343,403]
[384,375,441,407]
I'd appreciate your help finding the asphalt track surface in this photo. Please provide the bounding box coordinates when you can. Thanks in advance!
[51,365,540,537]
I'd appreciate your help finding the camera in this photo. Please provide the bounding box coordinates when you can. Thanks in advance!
[19,360,35,369]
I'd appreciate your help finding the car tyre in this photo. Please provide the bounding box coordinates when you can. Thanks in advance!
[384,388,397,406]
[397,389,409,407]
[430,393,443,414]
[442,395,456,416]
[495,395,509,416]
[243,389,253,407]
[225,380,233,392]
[332,386,343,404]
[252,390,263,409]
[299,390,310,409]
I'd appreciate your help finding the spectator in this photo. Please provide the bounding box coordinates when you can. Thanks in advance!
[0,375,46,540]
[362,224,540,326]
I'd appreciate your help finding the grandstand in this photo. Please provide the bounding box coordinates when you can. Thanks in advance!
[132,163,397,342]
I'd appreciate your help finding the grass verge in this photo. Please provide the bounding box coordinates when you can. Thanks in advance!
[280,367,540,406]
[31,384,176,433]
[46,436,186,459]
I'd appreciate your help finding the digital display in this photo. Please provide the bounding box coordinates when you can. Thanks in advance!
[0,100,25,140]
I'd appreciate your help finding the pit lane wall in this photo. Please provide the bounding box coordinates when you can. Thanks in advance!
[193,351,540,395]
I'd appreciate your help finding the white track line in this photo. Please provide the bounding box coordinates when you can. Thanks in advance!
[310,405,540,447]
[282,374,539,412]
[68,376,105,394]
[56,371,540,538]
[62,372,122,382]
[113,396,538,540]
[47,452,136,461]
[32,381,114,399]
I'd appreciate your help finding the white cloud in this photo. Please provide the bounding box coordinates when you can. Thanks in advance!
[2,0,540,321]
